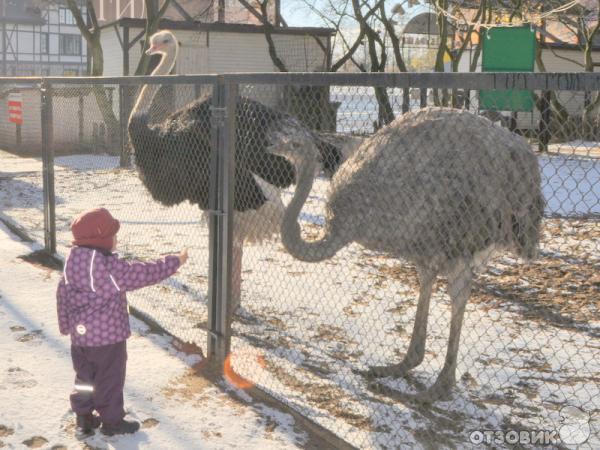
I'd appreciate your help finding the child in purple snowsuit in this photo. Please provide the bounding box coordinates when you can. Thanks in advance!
[57,207,188,436]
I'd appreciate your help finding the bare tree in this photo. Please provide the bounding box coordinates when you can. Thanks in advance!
[290,0,372,72]
[243,0,393,130]
[427,0,490,105]
[62,0,102,75]
[378,2,409,73]
[351,0,395,127]
[578,1,600,136]
[289,0,394,127]
[504,1,597,137]
[62,0,119,145]
[257,0,289,71]
[62,0,173,150]
[240,0,367,72]
[544,0,600,135]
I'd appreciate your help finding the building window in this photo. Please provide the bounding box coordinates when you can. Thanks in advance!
[59,34,82,55]
[40,33,49,54]
[59,7,77,25]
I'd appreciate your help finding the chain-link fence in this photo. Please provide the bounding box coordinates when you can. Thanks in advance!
[0,79,45,243]
[0,72,598,449]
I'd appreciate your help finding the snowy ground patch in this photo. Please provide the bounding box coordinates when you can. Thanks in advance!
[0,221,311,449]
[0,148,599,448]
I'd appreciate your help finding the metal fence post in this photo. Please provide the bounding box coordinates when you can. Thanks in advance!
[539,90,551,152]
[118,84,131,167]
[207,76,237,365]
[420,87,428,108]
[78,94,84,145]
[40,79,56,254]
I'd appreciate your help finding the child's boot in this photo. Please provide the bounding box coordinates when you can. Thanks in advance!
[75,413,101,436]
[100,418,140,436]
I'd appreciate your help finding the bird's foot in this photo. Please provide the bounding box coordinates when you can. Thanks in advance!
[409,377,455,404]
[361,360,418,379]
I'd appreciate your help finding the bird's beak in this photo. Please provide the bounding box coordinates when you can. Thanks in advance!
[146,45,159,56]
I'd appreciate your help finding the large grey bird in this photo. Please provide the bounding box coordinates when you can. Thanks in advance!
[274,107,544,401]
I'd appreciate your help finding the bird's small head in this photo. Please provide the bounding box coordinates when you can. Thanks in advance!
[146,30,178,56]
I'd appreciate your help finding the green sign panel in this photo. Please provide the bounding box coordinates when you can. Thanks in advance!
[480,26,536,112]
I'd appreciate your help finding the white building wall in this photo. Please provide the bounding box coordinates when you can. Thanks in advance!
[208,32,276,73]
[0,88,42,153]
[1,4,87,76]
[109,27,328,108]
[101,29,125,77]
[273,34,328,72]
[177,31,209,75]
[128,33,144,75]
[0,86,119,154]
[19,31,35,57]
[536,48,589,126]
[116,27,328,76]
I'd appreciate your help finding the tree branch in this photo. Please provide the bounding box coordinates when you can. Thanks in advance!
[379,1,407,72]
[331,28,366,72]
[259,0,288,71]
[547,45,585,68]
[65,0,94,42]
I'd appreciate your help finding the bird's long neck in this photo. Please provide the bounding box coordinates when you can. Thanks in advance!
[129,49,177,120]
[281,148,347,262]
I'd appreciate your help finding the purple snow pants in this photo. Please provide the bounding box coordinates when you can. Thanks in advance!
[70,340,127,425]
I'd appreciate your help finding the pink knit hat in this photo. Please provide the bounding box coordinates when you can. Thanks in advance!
[71,208,120,252]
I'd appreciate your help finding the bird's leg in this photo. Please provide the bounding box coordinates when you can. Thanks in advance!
[414,262,472,403]
[367,267,435,378]
[396,268,436,371]
[230,238,243,313]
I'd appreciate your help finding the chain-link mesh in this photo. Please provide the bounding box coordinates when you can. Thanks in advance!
[0,80,44,240]
[0,79,217,354]
[0,74,598,449]
[226,81,599,449]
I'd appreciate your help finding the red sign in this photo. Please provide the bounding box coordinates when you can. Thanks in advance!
[8,93,23,125]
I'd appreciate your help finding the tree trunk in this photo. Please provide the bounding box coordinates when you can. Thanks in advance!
[66,0,120,149]
[535,45,572,139]
[433,0,450,107]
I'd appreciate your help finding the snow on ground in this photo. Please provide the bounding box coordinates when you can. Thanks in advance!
[0,221,309,449]
[0,147,599,448]
[540,154,600,217]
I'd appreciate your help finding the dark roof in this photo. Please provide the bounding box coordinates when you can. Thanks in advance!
[403,12,439,35]
[0,0,45,25]
[104,18,335,37]
[403,12,455,35]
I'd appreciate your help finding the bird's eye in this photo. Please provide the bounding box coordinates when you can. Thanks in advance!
[163,39,169,44]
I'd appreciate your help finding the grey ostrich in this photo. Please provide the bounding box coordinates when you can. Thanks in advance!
[128,30,342,310]
[275,107,544,401]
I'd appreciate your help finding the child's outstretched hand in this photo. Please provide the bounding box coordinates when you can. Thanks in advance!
[178,249,189,266]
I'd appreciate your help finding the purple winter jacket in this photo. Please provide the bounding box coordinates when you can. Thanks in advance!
[57,246,180,347]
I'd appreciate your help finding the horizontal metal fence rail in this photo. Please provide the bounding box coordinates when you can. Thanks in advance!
[223,71,600,90]
[2,71,600,90]
[0,75,218,85]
